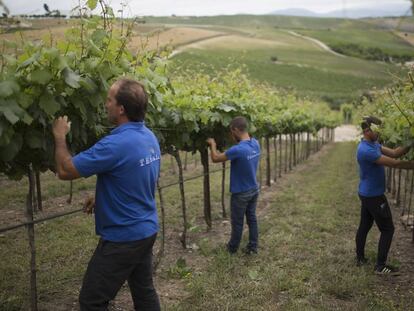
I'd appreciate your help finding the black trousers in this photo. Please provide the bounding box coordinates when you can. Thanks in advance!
[355,195,395,267]
[79,233,160,311]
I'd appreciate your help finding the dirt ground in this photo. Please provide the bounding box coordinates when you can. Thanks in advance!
[0,20,219,55]
[128,27,223,53]
[396,31,414,46]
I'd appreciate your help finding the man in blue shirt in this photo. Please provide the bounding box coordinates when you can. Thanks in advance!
[356,116,414,275]
[52,79,161,310]
[207,116,261,254]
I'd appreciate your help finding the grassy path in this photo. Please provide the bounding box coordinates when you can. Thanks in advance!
[2,142,413,310]
[168,142,413,311]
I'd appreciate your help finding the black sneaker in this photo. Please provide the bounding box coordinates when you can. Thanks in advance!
[356,257,368,267]
[374,265,400,276]
[226,244,237,255]
[242,247,257,255]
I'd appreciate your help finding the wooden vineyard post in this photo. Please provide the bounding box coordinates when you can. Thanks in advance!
[289,134,293,171]
[200,148,212,230]
[396,169,402,207]
[26,167,38,311]
[154,181,166,270]
[273,136,277,183]
[173,149,188,248]
[35,170,42,211]
[284,134,288,174]
[293,133,297,167]
[278,134,282,178]
[265,136,271,187]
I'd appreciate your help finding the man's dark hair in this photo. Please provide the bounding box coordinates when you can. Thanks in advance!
[230,116,248,132]
[115,79,148,122]
[361,115,382,130]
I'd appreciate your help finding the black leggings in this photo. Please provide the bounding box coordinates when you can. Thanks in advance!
[356,195,395,267]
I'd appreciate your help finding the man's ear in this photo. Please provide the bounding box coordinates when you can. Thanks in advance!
[119,104,126,116]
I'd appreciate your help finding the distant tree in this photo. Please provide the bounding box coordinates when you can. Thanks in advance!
[0,0,10,16]
[43,3,50,13]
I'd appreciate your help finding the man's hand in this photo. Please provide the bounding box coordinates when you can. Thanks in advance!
[206,138,216,147]
[206,138,227,163]
[83,197,95,214]
[53,116,71,140]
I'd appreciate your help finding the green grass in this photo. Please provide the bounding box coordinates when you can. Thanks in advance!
[299,28,414,59]
[1,142,412,310]
[362,16,414,33]
[143,15,370,30]
[168,142,411,311]
[0,138,296,310]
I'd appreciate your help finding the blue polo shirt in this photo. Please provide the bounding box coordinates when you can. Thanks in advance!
[225,138,260,194]
[357,139,385,197]
[73,122,160,242]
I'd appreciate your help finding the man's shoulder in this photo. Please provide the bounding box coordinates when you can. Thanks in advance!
[99,133,120,148]
[357,141,382,162]
[358,140,376,152]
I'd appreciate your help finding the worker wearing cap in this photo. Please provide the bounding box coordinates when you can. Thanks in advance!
[356,116,414,274]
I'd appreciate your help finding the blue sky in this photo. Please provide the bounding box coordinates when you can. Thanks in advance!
[2,0,410,16]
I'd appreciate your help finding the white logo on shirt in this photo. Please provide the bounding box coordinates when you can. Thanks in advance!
[247,151,260,160]
[139,153,161,167]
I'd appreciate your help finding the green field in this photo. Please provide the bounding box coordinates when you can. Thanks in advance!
[143,14,369,30]
[299,28,414,57]
[140,15,413,107]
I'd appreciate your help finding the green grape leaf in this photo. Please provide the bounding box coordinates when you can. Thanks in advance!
[30,69,53,85]
[87,0,98,10]
[39,93,59,115]
[63,68,81,89]
[91,29,107,45]
[0,80,20,98]
[217,103,237,112]
[21,113,33,125]
[3,55,17,67]
[0,133,23,161]
[18,51,41,69]
[25,130,44,149]
[1,107,19,124]
[18,93,33,109]
[79,77,98,93]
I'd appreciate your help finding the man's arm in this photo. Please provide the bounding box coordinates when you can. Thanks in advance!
[375,155,414,169]
[53,116,81,180]
[381,146,410,159]
[206,138,228,163]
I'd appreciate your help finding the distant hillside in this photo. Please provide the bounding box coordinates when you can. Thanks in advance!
[268,8,319,18]
[270,3,412,19]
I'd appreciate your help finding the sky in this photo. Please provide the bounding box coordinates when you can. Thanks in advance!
[2,0,410,17]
